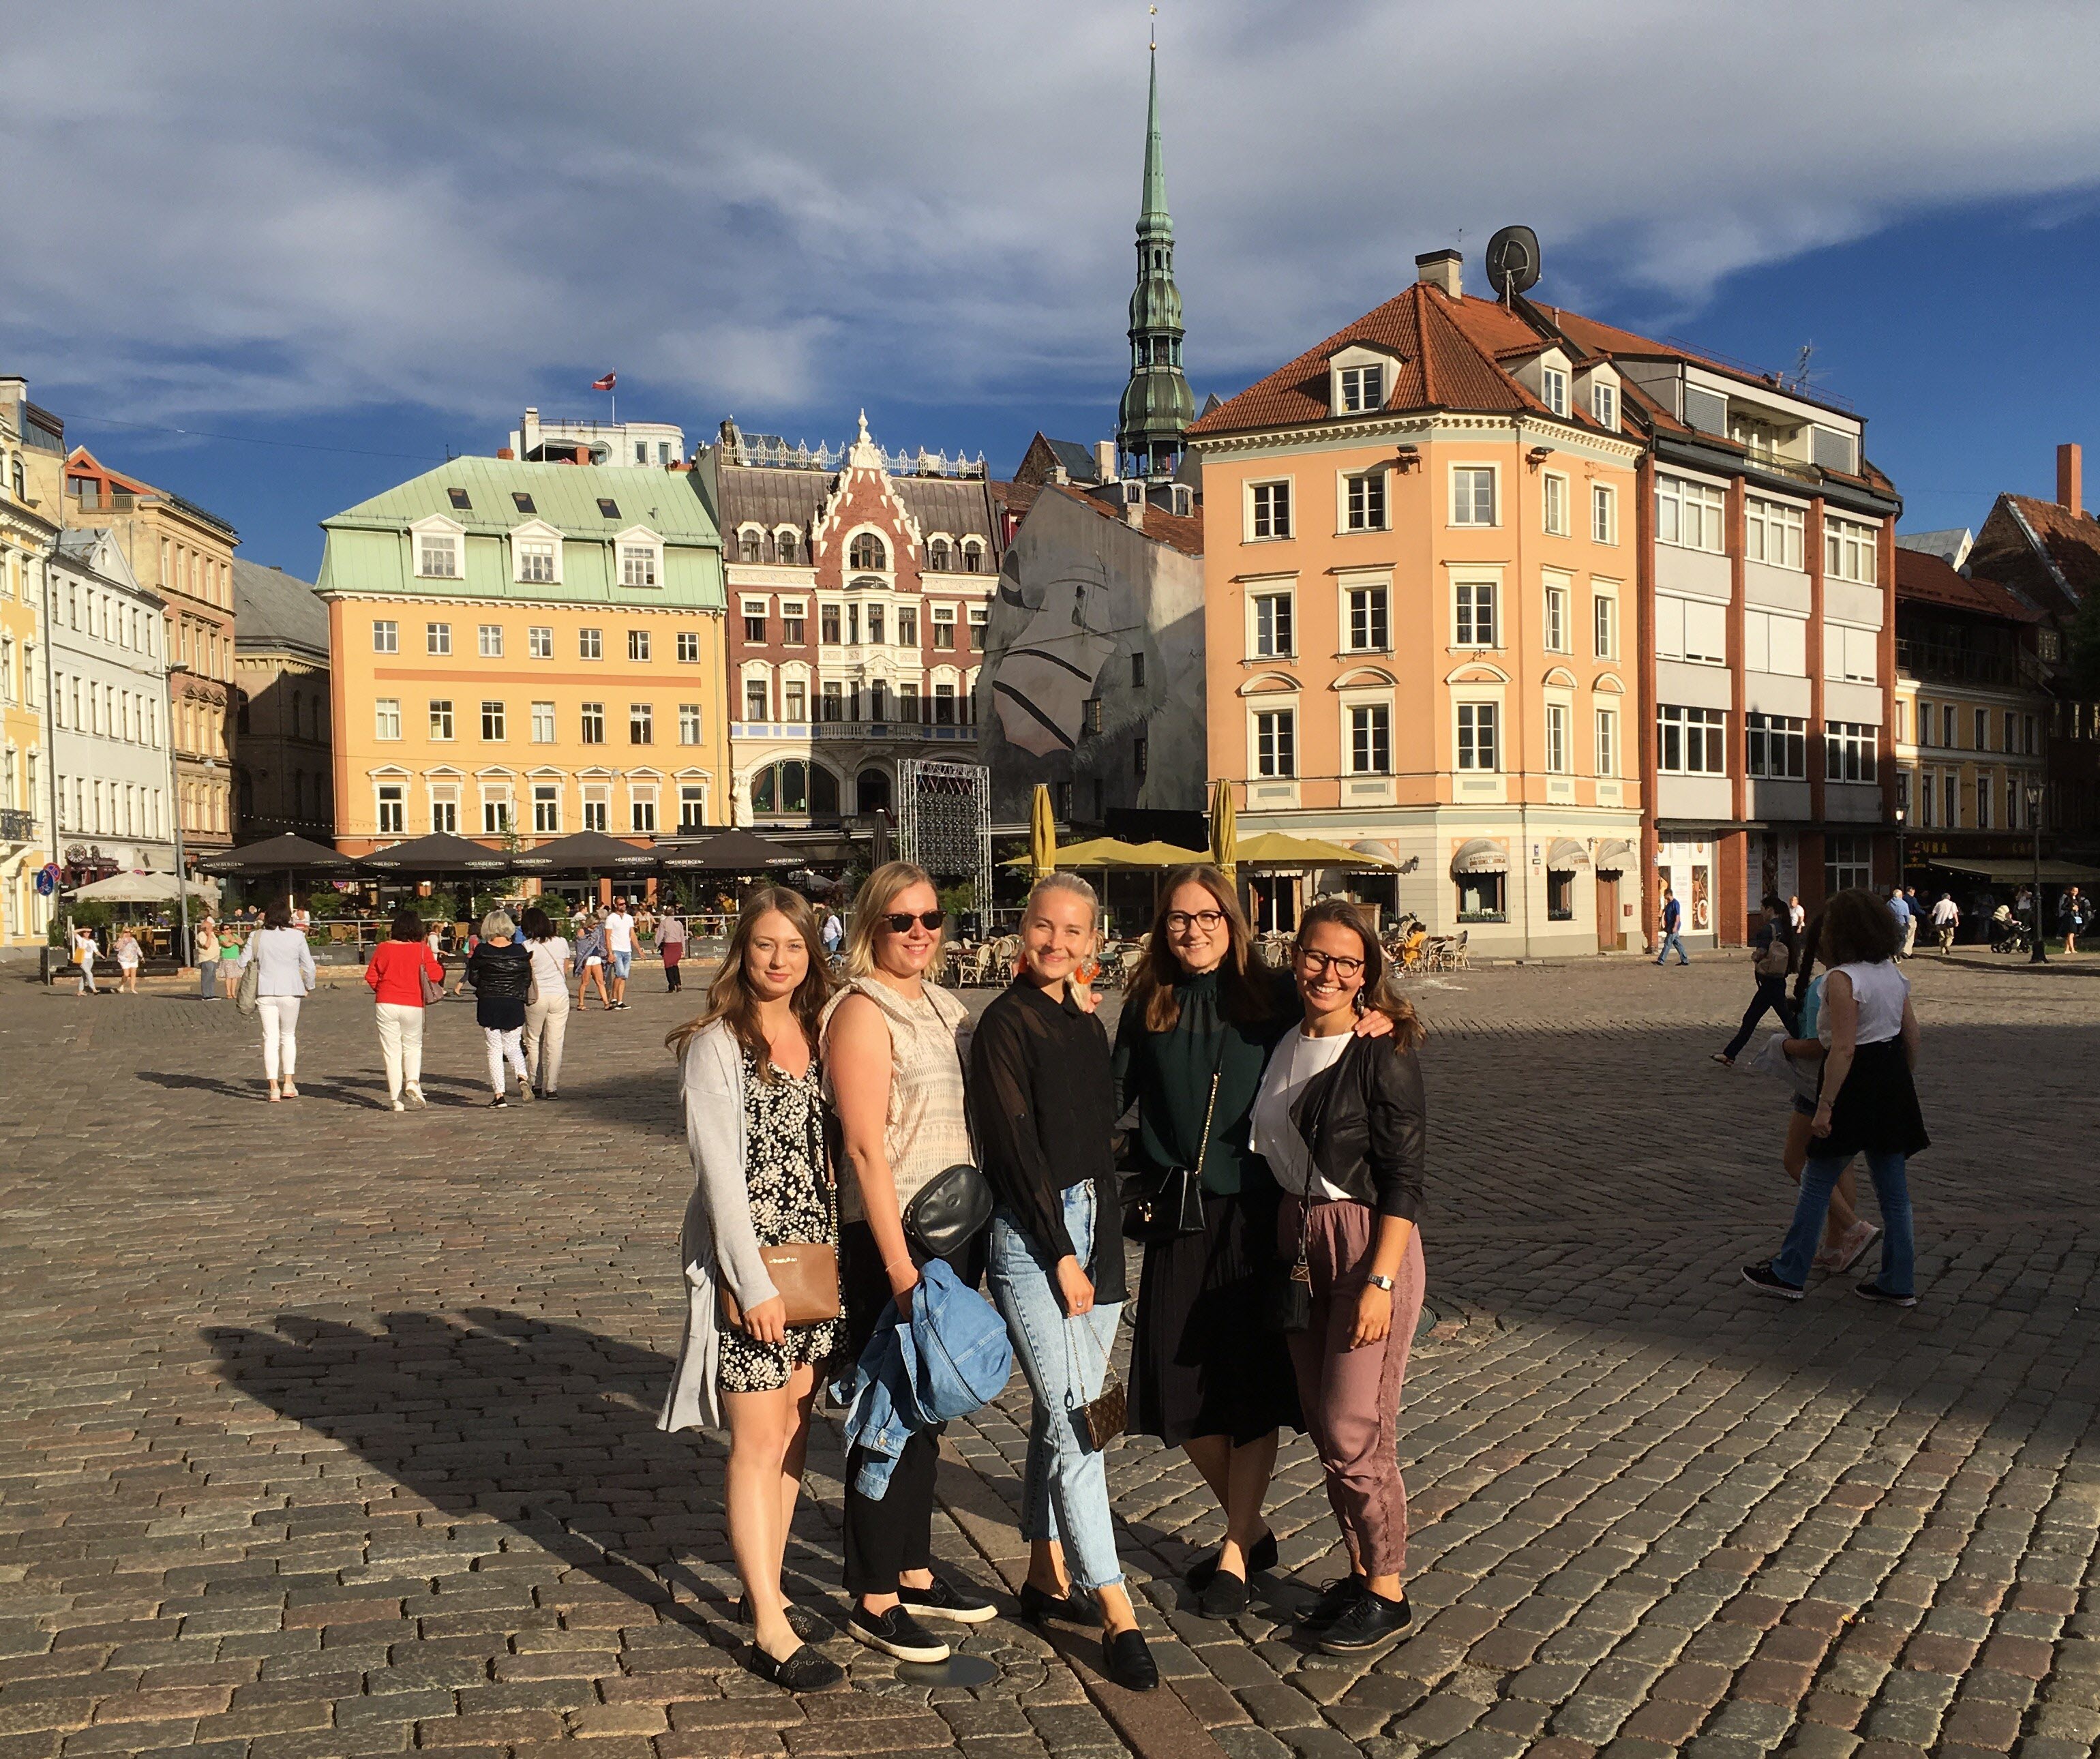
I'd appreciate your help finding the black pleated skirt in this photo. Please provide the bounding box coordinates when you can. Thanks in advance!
[1817,1038,1930,1159]
[1131,1187,1303,1447]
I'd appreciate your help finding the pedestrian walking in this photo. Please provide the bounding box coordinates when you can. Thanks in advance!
[365,909,444,1111]
[1655,885,1690,966]
[194,918,220,999]
[1893,885,1918,958]
[820,903,844,963]
[1788,895,1805,935]
[240,903,317,1101]
[217,921,243,998]
[2059,885,2087,954]
[573,912,610,1010]
[520,907,573,1099]
[822,861,998,1664]
[1713,894,1797,1067]
[1743,887,1927,1306]
[115,928,142,994]
[659,909,687,993]
[464,910,535,1107]
[71,924,100,995]
[1251,900,1427,1656]
[1930,891,1960,953]
[604,899,635,1009]
[970,872,1159,1692]
[659,887,844,1691]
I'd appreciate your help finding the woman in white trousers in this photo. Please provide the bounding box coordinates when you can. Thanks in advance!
[520,907,574,1098]
[365,909,445,1110]
[240,903,317,1100]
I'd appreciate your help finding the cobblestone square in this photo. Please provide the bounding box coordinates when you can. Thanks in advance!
[3,952,2098,1758]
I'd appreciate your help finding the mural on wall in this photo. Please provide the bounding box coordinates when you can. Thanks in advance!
[988,556,1117,757]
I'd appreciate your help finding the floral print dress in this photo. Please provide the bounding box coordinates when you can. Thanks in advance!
[716,1052,841,1394]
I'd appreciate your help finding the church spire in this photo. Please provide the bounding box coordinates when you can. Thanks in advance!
[1117,42,1194,480]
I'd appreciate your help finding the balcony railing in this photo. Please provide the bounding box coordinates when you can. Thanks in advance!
[733,719,978,742]
[0,807,37,844]
[1895,640,2018,689]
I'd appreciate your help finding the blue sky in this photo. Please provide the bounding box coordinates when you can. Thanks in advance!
[12,1,2100,577]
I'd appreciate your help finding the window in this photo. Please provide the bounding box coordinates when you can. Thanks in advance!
[1975,708,1990,751]
[1942,704,1957,749]
[1746,712,1807,779]
[531,702,555,743]
[1745,498,1805,570]
[1346,584,1389,652]
[750,760,839,817]
[1454,580,1498,648]
[2024,713,2038,755]
[579,627,603,660]
[1540,365,1568,417]
[1655,594,1728,665]
[478,623,503,658]
[375,698,402,741]
[429,699,454,740]
[678,629,701,663]
[1825,515,1878,584]
[581,792,608,832]
[928,538,950,572]
[895,606,914,647]
[1544,702,1570,772]
[1345,471,1386,532]
[376,783,405,835]
[445,487,470,511]
[1083,698,1103,736]
[821,682,843,722]
[597,497,620,520]
[1595,708,1618,777]
[529,625,553,659]
[1593,382,1618,428]
[745,680,769,722]
[510,492,537,515]
[744,603,767,644]
[679,785,708,832]
[580,702,605,744]
[1252,591,1294,658]
[1134,734,1149,777]
[480,701,505,742]
[867,605,886,645]
[777,530,799,565]
[968,605,987,651]
[1822,622,1878,684]
[933,683,957,724]
[517,539,556,583]
[783,605,808,646]
[1656,475,1726,552]
[1743,607,1807,674]
[1976,769,1994,829]
[740,531,762,565]
[1338,363,1384,411]
[483,792,512,835]
[1547,870,1575,922]
[1544,580,1570,653]
[1593,591,1618,659]
[1942,770,1959,826]
[621,545,658,588]
[428,790,457,832]
[1255,709,1295,777]
[373,619,399,654]
[1456,702,1499,770]
[427,622,451,656]
[530,783,560,833]
[419,532,459,577]
[2005,710,2018,755]
[1452,467,1496,526]
[1825,834,1872,897]
[1457,872,1505,923]
[629,703,653,745]
[961,541,985,573]
[1248,480,1292,540]
[1656,706,1727,775]
[1825,721,1878,783]
[679,704,703,744]
[785,680,807,721]
[932,605,957,650]
[1349,704,1392,775]
[627,629,651,663]
[631,792,657,834]
[849,532,887,571]
[820,605,842,645]
[1542,472,1569,536]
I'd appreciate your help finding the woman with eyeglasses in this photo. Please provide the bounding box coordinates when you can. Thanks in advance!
[1250,899,1426,1656]
[1113,865,1392,1619]
[820,862,998,1665]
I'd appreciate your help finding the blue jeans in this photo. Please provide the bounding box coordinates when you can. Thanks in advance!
[985,1183,1124,1593]
[1772,1151,1915,1295]
[1655,929,1688,964]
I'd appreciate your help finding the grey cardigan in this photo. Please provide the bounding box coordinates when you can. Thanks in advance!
[657,1019,779,1434]
[238,926,316,997]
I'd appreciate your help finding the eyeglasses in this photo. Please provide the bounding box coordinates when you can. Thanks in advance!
[881,910,946,933]
[1164,909,1226,933]
[1296,948,1364,979]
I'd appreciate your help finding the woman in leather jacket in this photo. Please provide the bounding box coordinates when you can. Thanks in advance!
[1248,899,1427,1657]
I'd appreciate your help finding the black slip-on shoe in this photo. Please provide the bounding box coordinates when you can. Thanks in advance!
[898,1573,997,1625]
[1186,1529,1278,1591]
[1317,1589,1411,1655]
[736,1595,835,1644]
[1295,1575,1369,1634]
[1741,1263,1803,1300]
[1017,1580,1096,1625]
[745,1641,843,1690]
[1855,1280,1917,1308]
[1197,1569,1250,1619]
[847,1604,949,1663]
[1100,1627,1159,1691]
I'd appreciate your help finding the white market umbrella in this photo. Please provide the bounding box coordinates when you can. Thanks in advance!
[68,870,218,905]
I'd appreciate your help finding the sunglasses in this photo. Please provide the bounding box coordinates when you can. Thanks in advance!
[881,910,946,933]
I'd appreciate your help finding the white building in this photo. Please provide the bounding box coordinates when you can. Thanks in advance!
[506,406,685,470]
[48,528,177,875]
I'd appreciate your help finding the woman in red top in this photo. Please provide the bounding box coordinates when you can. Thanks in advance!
[365,909,445,1111]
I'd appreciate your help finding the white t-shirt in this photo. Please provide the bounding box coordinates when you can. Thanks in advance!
[1932,899,1959,926]
[528,937,572,993]
[1249,1027,1354,1201]
[603,909,633,954]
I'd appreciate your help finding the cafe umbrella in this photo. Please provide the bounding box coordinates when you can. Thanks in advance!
[358,830,513,877]
[656,827,800,874]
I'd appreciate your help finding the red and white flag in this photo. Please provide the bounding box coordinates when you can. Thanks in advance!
[592,372,616,391]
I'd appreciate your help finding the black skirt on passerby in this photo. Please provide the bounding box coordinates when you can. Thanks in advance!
[1814,1038,1930,1159]
[1132,1187,1302,1447]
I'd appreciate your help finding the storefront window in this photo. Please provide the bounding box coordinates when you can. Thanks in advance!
[1458,875,1506,922]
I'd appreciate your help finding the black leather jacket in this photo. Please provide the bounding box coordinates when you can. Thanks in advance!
[1285,1034,1426,1220]
[464,939,534,1002]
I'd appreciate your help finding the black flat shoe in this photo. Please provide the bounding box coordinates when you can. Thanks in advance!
[1100,1627,1159,1692]
[1317,1589,1411,1655]
[736,1595,834,1643]
[1295,1575,1368,1634]
[1018,1580,1097,1625]
[745,1641,843,1691]
[1197,1569,1249,1619]
[1186,1529,1278,1591]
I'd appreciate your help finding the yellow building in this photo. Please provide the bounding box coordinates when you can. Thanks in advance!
[0,401,57,944]
[319,458,729,858]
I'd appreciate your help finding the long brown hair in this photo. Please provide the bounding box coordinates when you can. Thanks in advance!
[1127,863,1276,1033]
[1291,898,1426,1051]
[665,886,832,1077]
[1819,886,1902,968]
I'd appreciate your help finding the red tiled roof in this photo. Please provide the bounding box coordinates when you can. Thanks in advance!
[1045,481,1203,557]
[2006,494,2100,598]
[1893,547,2041,623]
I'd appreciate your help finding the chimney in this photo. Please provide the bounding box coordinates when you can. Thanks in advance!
[2059,442,2083,516]
[522,408,541,457]
[496,447,515,460]
[1415,248,1462,299]
[1094,440,1118,483]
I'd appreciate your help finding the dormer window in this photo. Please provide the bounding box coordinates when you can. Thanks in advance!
[777,530,800,565]
[1339,364,1385,412]
[1540,365,1568,417]
[928,538,950,571]
[411,515,465,579]
[1592,383,1617,429]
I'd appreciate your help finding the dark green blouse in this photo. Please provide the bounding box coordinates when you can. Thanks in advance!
[1111,967,1294,1197]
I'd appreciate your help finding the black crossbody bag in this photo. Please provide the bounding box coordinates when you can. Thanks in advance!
[1122,1032,1227,1244]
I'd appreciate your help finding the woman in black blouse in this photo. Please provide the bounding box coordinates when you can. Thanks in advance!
[970,873,1159,1692]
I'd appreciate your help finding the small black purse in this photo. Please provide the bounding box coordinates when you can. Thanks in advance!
[1122,1053,1225,1244]
[904,1162,995,1261]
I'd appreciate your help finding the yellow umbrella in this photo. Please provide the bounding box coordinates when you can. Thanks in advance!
[1210,779,1236,882]
[1029,783,1056,879]
[1237,830,1398,869]
[1126,840,1209,867]
[1001,835,1152,870]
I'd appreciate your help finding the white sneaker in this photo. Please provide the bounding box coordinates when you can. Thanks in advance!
[404,1087,427,1109]
[392,1098,406,1113]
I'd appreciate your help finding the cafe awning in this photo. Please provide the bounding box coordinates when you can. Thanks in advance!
[1450,838,1508,875]
[1929,857,2100,884]
[1593,839,1637,871]
[1546,838,1591,870]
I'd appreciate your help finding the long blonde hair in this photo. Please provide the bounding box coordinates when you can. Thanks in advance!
[843,860,946,982]
[665,886,832,1077]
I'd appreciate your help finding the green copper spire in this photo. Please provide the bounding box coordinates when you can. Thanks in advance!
[1118,44,1194,479]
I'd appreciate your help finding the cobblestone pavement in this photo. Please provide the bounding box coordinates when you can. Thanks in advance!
[3,951,2099,1759]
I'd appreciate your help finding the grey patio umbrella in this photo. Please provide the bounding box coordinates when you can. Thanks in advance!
[657,828,800,873]
[196,832,357,875]
[359,831,513,876]
[513,829,659,875]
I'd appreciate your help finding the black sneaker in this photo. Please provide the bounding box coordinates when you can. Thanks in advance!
[745,1641,843,1691]
[1100,1627,1159,1691]
[1186,1529,1278,1591]
[1741,1263,1803,1300]
[1855,1280,1917,1308]
[1317,1589,1411,1655]
[488,1094,508,1109]
[898,1573,996,1625]
[847,1604,949,1663]
[1296,1576,1368,1634]
[737,1595,835,1643]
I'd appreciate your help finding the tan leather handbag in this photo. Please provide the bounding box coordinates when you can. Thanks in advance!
[719,1242,840,1329]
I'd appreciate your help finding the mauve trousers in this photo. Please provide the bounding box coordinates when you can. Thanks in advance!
[1280,1196,1425,1579]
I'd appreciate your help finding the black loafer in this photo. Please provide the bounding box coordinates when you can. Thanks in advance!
[1101,1627,1159,1692]
[898,1572,997,1625]
[1018,1580,1097,1625]
[1186,1529,1278,1591]
[1317,1589,1411,1655]
[736,1595,834,1644]
[1197,1569,1250,1619]
[745,1641,843,1691]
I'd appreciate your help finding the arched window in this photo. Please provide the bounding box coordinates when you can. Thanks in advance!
[849,532,887,571]
[740,531,761,564]
[961,541,983,573]
[749,759,839,817]
[856,767,892,815]
[928,539,950,571]
[777,530,799,565]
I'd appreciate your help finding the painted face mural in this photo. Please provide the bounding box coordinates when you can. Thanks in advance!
[987,554,1116,757]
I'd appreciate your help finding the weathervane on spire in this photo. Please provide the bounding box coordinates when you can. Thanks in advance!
[1150,5,1157,51]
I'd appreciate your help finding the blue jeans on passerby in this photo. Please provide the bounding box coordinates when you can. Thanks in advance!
[1772,1150,1914,1295]
[1724,976,1796,1059]
[1656,929,1688,965]
[985,1182,1124,1593]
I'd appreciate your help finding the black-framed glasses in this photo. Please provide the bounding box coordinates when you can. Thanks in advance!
[1296,948,1364,979]
[1164,909,1226,933]
[882,909,946,933]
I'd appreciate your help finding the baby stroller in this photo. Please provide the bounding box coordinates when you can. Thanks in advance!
[1988,909,2032,954]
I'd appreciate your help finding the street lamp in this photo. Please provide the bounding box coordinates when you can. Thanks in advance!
[2026,778,2047,966]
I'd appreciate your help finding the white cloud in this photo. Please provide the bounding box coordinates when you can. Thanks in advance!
[7,0,2100,434]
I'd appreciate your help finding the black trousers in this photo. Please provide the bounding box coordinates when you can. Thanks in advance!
[663,961,682,991]
[1724,976,1797,1060]
[837,1216,982,1596]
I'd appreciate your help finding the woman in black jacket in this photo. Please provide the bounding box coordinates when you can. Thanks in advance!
[1248,899,1426,1657]
[464,909,536,1107]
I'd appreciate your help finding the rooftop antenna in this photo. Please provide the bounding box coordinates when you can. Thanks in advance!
[1786,342,1818,393]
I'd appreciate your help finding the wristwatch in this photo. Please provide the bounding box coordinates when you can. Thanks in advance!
[1367,1273,1396,1292]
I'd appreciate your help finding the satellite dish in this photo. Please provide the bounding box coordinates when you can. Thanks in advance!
[1484,226,1541,300]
